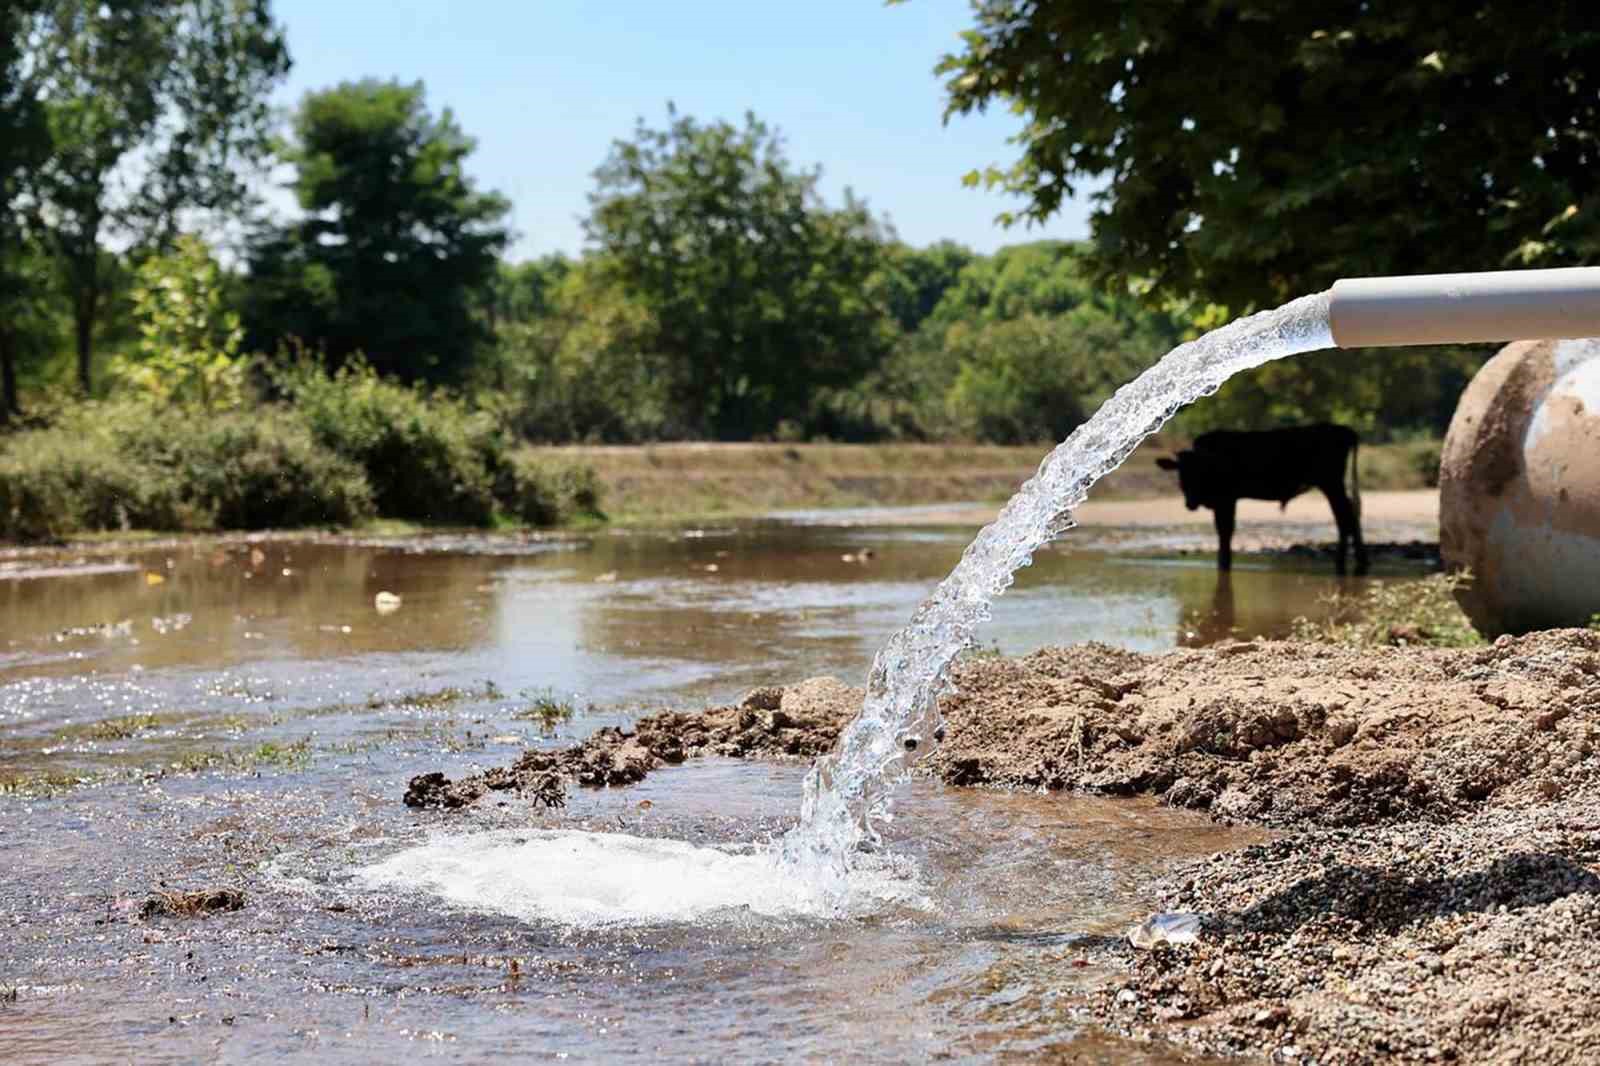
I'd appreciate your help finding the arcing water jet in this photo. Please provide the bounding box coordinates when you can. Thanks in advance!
[784,267,1600,888]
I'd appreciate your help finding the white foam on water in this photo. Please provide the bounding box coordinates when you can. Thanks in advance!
[354,829,928,928]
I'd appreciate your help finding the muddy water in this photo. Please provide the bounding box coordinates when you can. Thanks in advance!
[0,516,1431,1062]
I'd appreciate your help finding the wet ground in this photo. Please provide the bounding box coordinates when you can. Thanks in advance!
[0,507,1435,1063]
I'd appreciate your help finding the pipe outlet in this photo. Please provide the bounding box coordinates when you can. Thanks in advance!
[1329,267,1600,348]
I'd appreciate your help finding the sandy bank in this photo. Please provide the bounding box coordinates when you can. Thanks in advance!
[821,487,1438,533]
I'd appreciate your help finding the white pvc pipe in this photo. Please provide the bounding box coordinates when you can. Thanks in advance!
[1329,267,1600,348]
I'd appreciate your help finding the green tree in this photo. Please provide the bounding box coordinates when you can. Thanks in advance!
[878,240,975,332]
[486,255,573,332]
[247,79,511,383]
[23,0,289,395]
[928,241,1095,324]
[0,0,53,421]
[492,258,670,443]
[939,1,1600,310]
[943,307,1157,443]
[111,235,245,411]
[585,107,895,438]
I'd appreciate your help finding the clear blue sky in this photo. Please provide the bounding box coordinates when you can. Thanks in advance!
[270,0,1095,261]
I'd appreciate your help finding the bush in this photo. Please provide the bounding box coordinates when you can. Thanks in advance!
[941,310,1155,444]
[274,355,604,526]
[497,454,603,526]
[168,413,374,529]
[0,359,604,541]
[0,431,182,540]
[275,357,504,524]
[0,401,374,540]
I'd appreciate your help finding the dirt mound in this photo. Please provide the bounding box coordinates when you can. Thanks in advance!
[398,632,1600,1061]
[1082,792,1600,1064]
[413,630,1600,831]
[929,628,1600,828]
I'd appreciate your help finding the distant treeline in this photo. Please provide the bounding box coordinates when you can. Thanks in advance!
[3,3,1494,470]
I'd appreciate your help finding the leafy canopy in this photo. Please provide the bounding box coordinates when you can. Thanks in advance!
[939,1,1600,310]
[584,107,895,439]
[247,78,510,383]
[22,0,289,391]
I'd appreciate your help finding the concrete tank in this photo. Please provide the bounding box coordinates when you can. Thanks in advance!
[1440,337,1600,635]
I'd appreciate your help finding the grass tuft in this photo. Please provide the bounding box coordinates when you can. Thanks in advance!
[1291,571,1482,648]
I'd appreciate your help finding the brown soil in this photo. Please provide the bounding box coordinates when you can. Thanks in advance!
[1079,796,1600,1065]
[929,631,1600,828]
[405,677,857,811]
[411,629,1600,1063]
[421,629,1600,831]
[140,887,245,919]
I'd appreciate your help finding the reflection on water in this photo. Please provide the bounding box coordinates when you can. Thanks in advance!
[0,522,1436,783]
[0,515,1430,1062]
[2,521,1433,705]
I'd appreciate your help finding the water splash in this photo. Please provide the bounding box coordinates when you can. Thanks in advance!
[780,292,1334,887]
[355,829,928,927]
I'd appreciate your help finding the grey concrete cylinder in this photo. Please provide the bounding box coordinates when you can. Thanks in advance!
[1440,337,1600,635]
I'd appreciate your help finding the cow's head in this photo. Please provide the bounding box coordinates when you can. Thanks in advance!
[1156,450,1223,511]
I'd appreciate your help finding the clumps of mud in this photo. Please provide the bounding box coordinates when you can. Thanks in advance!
[140,887,245,919]
[1083,791,1600,1064]
[413,631,1600,831]
[405,677,856,812]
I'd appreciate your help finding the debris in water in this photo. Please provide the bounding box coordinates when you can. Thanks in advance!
[374,590,402,614]
[140,887,245,919]
[405,768,566,809]
[1128,911,1202,949]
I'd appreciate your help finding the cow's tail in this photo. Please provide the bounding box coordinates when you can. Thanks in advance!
[1348,437,1363,523]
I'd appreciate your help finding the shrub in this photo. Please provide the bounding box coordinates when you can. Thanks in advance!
[941,310,1154,444]
[0,431,182,540]
[170,413,375,529]
[498,453,603,526]
[274,357,502,524]
[0,401,373,541]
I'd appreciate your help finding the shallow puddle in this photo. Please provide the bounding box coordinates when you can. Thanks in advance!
[0,515,1425,1061]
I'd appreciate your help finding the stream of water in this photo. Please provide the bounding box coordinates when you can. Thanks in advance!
[359,292,1339,923]
[2,285,1439,1059]
[781,292,1336,887]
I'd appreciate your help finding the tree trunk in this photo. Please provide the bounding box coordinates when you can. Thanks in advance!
[75,277,97,396]
[0,327,16,425]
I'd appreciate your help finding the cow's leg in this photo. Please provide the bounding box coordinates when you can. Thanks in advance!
[1321,486,1365,576]
[1350,495,1369,575]
[1213,498,1236,571]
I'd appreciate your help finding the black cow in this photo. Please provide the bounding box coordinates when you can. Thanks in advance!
[1156,424,1368,575]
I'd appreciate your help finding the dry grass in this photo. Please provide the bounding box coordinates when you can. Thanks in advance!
[526,437,1439,524]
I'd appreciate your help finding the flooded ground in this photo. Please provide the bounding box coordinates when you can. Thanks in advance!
[1,504,1435,1062]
